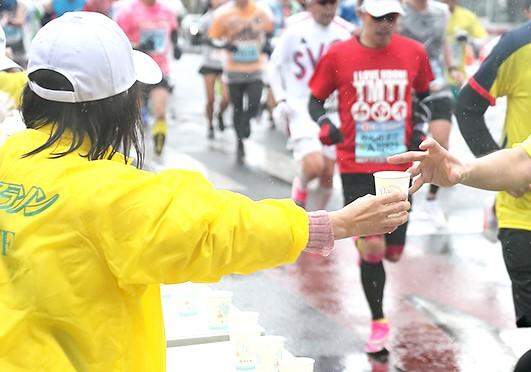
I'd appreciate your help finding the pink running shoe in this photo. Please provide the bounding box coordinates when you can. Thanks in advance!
[364,320,390,353]
[291,177,308,208]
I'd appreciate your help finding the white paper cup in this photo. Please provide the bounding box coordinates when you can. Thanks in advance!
[230,325,262,371]
[279,357,315,372]
[206,290,233,331]
[256,335,285,372]
[373,171,411,196]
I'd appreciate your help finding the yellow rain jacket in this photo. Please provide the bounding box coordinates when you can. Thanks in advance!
[0,126,309,372]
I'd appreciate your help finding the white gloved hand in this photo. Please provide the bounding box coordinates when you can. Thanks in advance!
[272,100,292,135]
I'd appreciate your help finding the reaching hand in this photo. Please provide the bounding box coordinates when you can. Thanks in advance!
[387,138,465,193]
[329,192,410,238]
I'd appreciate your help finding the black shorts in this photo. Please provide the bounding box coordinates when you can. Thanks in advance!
[425,92,453,122]
[499,228,531,327]
[341,173,411,246]
[199,66,223,75]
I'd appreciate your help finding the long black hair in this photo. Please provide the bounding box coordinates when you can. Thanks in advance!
[21,69,145,168]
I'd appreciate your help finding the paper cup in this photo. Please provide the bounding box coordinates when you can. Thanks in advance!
[230,325,262,371]
[279,357,315,372]
[206,290,233,331]
[373,171,411,196]
[256,335,285,372]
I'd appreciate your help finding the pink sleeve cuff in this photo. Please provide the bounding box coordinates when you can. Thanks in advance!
[304,210,334,256]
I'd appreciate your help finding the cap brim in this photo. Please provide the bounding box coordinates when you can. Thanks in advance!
[133,50,162,85]
[0,56,22,71]
[363,1,405,17]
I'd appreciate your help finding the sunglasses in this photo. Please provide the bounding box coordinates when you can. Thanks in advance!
[371,13,399,23]
[315,0,338,5]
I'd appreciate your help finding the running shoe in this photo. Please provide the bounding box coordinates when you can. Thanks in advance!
[425,199,447,229]
[291,177,308,208]
[208,126,215,140]
[364,320,390,354]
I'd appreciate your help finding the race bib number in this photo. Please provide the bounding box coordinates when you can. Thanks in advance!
[232,41,260,63]
[140,29,166,53]
[355,120,406,163]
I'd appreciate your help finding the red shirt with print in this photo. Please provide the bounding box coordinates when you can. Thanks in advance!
[309,34,433,174]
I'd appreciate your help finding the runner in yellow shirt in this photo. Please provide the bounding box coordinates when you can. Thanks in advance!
[0,12,410,371]
[442,0,487,96]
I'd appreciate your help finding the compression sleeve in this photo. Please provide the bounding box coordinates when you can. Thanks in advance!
[455,83,500,157]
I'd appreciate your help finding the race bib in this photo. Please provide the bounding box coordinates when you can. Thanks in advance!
[355,120,406,163]
[140,29,166,53]
[232,40,260,63]
[3,24,22,45]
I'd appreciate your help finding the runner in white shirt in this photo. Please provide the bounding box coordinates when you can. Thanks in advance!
[268,0,353,209]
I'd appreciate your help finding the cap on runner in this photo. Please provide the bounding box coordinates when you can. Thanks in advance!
[360,0,405,17]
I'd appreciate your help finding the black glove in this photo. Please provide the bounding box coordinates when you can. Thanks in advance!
[138,38,155,53]
[412,95,431,125]
[173,46,182,60]
[317,117,343,145]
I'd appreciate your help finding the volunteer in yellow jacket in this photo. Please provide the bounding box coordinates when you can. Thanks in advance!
[0,12,410,372]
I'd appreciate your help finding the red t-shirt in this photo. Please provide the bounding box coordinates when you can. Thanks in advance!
[309,34,433,174]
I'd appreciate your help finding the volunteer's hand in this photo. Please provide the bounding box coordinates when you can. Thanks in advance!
[317,117,343,145]
[329,192,410,238]
[387,138,464,193]
[272,100,292,134]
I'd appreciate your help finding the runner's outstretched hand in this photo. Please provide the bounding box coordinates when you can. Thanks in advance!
[329,192,410,238]
[387,138,464,193]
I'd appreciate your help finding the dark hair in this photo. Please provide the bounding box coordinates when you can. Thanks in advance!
[21,69,144,168]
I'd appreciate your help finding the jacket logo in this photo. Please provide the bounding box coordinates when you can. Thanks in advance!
[0,182,59,216]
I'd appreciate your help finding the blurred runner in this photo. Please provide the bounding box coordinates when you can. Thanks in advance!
[117,0,181,158]
[308,0,433,354]
[262,0,303,129]
[198,0,230,139]
[400,0,454,228]
[441,0,487,97]
[0,0,27,67]
[208,0,274,164]
[456,20,531,328]
[268,0,354,209]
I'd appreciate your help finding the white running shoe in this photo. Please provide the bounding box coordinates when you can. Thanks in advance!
[425,199,447,229]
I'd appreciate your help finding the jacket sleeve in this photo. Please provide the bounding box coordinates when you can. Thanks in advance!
[84,167,309,286]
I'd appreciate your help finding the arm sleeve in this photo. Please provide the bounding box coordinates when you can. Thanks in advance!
[455,83,500,156]
[85,168,309,286]
[308,95,327,123]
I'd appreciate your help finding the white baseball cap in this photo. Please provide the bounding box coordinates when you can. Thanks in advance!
[27,11,162,103]
[0,25,22,71]
[360,0,405,17]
